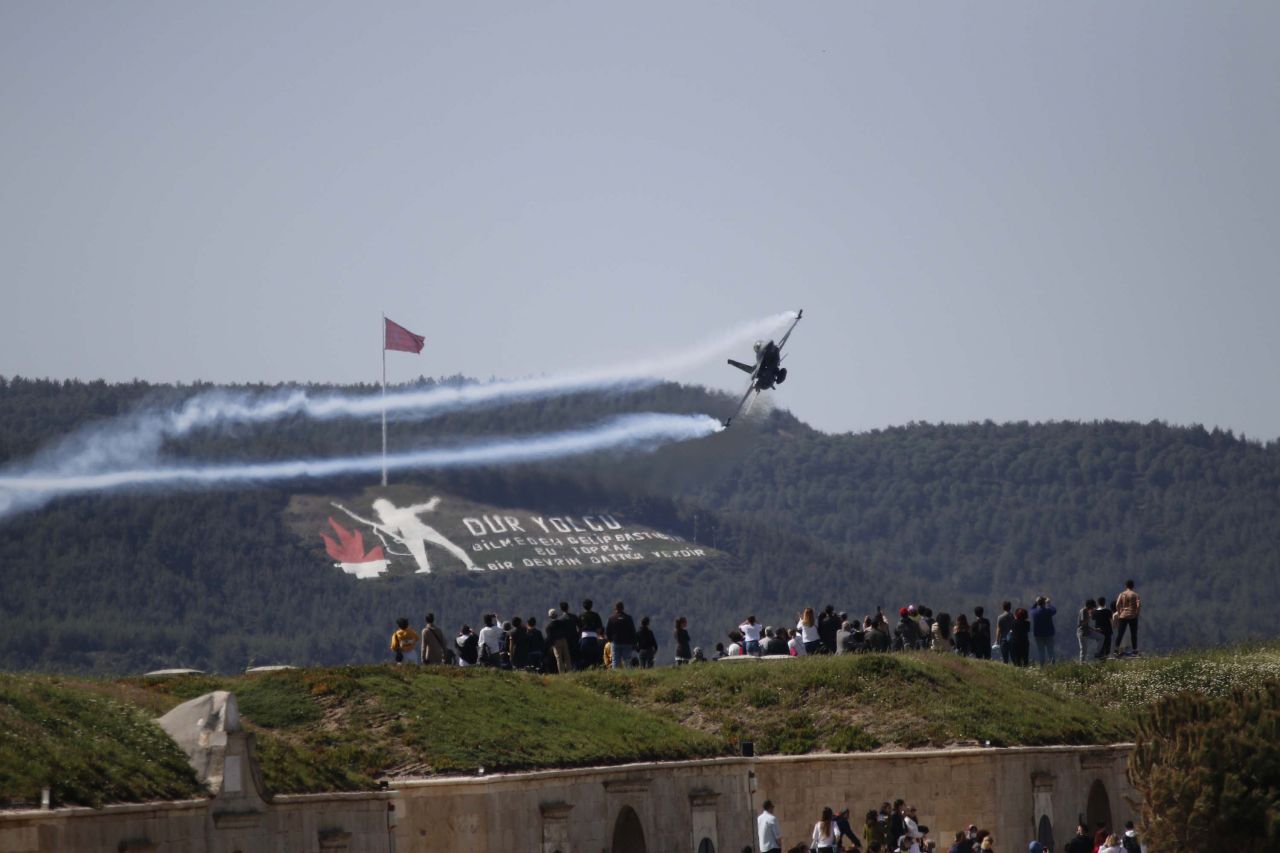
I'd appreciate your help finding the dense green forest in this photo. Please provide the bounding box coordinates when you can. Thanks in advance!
[1,376,1277,673]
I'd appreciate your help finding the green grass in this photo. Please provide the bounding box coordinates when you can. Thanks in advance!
[572,652,1133,752]
[6,643,1280,808]
[0,675,202,808]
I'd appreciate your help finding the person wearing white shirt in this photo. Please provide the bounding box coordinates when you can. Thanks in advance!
[739,615,763,655]
[811,806,841,853]
[797,607,821,654]
[757,800,782,853]
[477,613,505,665]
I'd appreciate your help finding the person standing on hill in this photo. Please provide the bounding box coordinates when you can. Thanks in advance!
[764,626,790,656]
[739,615,764,655]
[390,617,418,664]
[1010,608,1032,667]
[674,616,692,665]
[578,599,605,667]
[636,616,658,668]
[1030,596,1058,665]
[996,602,1015,663]
[545,609,572,674]
[818,605,840,654]
[1093,596,1114,659]
[972,606,992,659]
[1114,580,1141,655]
[605,600,637,669]
[1076,600,1102,663]
[454,624,478,666]
[419,613,447,665]
[478,613,504,666]
[558,600,582,668]
[798,608,822,654]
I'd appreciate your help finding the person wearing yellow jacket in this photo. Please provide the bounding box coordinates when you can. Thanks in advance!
[390,617,418,664]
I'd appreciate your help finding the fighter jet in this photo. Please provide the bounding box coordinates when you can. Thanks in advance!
[723,309,803,427]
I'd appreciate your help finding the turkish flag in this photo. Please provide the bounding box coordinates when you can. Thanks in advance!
[384,317,425,353]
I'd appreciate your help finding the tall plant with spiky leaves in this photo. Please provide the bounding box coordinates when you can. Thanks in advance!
[1129,679,1280,851]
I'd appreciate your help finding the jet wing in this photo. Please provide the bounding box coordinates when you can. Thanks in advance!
[776,308,803,353]
[727,358,756,374]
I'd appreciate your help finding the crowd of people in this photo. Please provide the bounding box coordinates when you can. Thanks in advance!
[387,581,1143,672]
[753,799,1143,853]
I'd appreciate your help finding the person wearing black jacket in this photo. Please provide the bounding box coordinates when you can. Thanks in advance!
[971,606,992,660]
[674,616,692,664]
[558,600,581,668]
[1063,823,1092,853]
[454,624,479,666]
[525,616,545,672]
[636,616,658,668]
[818,604,839,654]
[1093,595,1114,659]
[578,599,605,668]
[605,601,637,669]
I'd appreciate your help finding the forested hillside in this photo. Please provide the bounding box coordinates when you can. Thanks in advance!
[1,376,1277,673]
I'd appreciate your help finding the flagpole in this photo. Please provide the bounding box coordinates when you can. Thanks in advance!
[381,313,388,488]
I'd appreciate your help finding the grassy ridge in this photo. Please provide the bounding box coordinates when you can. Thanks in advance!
[5,644,1280,808]
[0,675,202,808]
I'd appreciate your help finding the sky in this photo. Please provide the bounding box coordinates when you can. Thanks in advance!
[2,3,1277,438]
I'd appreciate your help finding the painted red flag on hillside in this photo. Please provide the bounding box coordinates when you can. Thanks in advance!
[384,317,425,354]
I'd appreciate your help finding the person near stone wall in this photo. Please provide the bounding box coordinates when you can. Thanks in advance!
[757,799,783,853]
[811,805,842,852]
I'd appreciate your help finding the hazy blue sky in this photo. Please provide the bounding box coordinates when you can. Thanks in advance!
[2,3,1277,437]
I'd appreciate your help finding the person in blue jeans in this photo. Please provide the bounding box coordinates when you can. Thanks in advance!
[1030,596,1058,665]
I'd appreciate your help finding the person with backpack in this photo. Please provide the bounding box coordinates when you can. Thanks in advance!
[419,613,447,664]
[389,617,418,664]
[454,624,479,667]
[971,606,992,659]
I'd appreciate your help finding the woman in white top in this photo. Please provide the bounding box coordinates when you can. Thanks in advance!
[797,607,821,654]
[811,806,841,853]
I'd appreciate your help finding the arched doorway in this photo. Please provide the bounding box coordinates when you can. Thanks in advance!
[1086,779,1113,836]
[612,805,647,853]
[1037,815,1054,851]
[698,839,716,853]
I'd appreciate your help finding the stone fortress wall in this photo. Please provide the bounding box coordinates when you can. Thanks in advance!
[0,689,1138,853]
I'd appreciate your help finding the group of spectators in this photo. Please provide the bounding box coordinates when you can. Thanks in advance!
[716,581,1141,668]
[386,582,1142,672]
[754,799,1143,853]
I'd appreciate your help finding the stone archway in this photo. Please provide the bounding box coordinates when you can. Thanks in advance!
[698,839,716,853]
[612,805,646,853]
[1037,814,1055,851]
[1087,779,1113,836]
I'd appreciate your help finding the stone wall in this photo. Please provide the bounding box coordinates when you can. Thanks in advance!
[0,744,1136,853]
[0,792,397,853]
[388,744,1137,853]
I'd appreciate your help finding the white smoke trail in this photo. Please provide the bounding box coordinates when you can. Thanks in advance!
[0,413,723,517]
[3,310,791,482]
[165,311,796,431]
